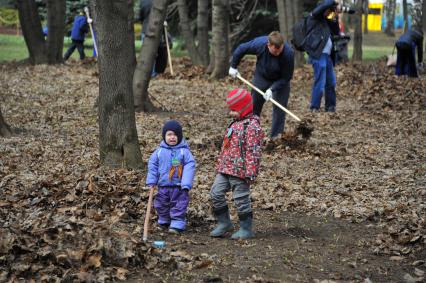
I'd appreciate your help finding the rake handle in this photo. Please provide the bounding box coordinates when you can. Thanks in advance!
[236,74,301,122]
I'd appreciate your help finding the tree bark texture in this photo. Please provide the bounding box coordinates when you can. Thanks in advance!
[93,0,143,169]
[402,0,408,32]
[385,0,396,36]
[46,0,66,64]
[17,0,47,64]
[197,0,210,66]
[211,0,229,79]
[352,0,363,61]
[412,0,423,31]
[133,0,169,111]
[364,0,369,34]
[423,0,426,54]
[0,106,12,137]
[276,0,305,67]
[177,0,202,65]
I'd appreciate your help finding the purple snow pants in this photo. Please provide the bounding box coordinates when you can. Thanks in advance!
[154,186,189,230]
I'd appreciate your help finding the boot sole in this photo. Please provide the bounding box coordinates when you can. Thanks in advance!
[210,225,234,237]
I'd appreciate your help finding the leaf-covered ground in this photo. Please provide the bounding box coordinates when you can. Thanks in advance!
[0,58,425,282]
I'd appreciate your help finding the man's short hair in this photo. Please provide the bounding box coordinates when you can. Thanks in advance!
[268,31,284,48]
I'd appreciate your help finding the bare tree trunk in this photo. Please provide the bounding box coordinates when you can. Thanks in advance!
[0,106,12,137]
[402,0,408,32]
[276,0,305,67]
[211,0,229,79]
[412,0,423,31]
[133,0,169,111]
[276,0,288,37]
[197,0,210,66]
[46,0,66,64]
[423,0,426,55]
[352,0,363,61]
[364,0,369,34]
[93,0,143,169]
[17,0,65,65]
[16,0,47,64]
[385,0,396,36]
[177,0,202,65]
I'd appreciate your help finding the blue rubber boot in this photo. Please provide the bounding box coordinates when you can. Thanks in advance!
[210,207,233,237]
[231,213,254,239]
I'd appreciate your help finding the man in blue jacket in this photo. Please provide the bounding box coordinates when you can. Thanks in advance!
[395,29,424,78]
[64,12,89,61]
[228,31,294,139]
[304,0,341,112]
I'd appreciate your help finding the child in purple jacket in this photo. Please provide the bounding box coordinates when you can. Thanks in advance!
[146,120,196,233]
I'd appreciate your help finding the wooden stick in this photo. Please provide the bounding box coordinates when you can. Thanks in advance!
[84,7,98,57]
[164,22,174,76]
[237,74,301,122]
[143,186,155,241]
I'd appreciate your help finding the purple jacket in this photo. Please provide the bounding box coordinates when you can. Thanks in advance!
[146,140,196,189]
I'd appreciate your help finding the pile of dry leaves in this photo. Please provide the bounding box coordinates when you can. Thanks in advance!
[0,58,425,281]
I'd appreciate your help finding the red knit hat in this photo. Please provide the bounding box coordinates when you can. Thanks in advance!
[226,88,253,118]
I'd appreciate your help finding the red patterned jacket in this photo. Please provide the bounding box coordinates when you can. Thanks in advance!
[216,114,264,181]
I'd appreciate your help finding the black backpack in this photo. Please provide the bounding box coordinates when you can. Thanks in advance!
[291,16,309,52]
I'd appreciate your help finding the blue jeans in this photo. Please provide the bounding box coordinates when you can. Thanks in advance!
[251,73,291,138]
[309,53,336,111]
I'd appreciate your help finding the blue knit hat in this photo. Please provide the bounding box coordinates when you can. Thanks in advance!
[162,120,183,145]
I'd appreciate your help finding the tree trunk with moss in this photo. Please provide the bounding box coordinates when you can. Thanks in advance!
[93,0,143,169]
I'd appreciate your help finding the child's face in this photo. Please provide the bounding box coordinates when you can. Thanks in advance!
[229,110,240,119]
[165,130,178,145]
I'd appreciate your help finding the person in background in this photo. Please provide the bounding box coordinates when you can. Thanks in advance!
[304,0,341,112]
[63,12,89,61]
[395,28,424,78]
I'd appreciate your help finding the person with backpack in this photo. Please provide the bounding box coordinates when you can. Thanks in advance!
[228,31,294,140]
[303,0,341,112]
[395,29,424,78]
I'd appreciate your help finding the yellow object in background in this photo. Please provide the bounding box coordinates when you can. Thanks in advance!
[362,3,383,31]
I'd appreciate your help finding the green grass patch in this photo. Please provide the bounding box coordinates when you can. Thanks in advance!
[0,34,28,62]
[0,34,187,62]
[1,31,399,63]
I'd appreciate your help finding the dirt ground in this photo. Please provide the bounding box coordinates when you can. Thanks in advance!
[128,211,425,283]
[0,58,425,282]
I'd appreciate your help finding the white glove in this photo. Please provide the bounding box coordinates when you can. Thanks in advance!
[263,88,272,101]
[164,21,168,27]
[87,18,93,24]
[228,67,239,78]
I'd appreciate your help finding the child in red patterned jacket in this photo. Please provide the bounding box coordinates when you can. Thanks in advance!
[210,88,264,239]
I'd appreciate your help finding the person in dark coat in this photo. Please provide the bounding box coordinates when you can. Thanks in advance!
[228,31,294,139]
[395,29,424,78]
[63,12,89,61]
[304,0,340,112]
